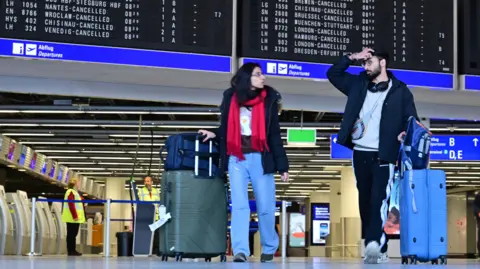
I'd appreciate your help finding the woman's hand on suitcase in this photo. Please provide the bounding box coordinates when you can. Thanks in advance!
[198,129,216,142]
[281,172,289,182]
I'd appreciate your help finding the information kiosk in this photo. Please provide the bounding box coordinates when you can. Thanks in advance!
[0,185,14,255]
[51,202,67,255]
[6,191,30,255]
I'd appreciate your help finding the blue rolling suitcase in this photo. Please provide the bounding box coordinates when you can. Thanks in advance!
[399,169,448,265]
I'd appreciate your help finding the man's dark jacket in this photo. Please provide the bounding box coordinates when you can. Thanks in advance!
[327,55,419,164]
[212,86,289,176]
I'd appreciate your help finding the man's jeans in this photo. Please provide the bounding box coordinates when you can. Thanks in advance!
[228,153,278,256]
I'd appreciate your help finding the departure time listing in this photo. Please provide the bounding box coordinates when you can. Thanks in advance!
[0,0,232,55]
[240,0,454,73]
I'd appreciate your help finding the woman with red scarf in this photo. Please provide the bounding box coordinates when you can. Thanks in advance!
[199,63,289,263]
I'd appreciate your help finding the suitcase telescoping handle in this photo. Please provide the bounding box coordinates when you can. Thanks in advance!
[195,135,213,177]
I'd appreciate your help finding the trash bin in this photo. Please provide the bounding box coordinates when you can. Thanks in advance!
[116,232,133,256]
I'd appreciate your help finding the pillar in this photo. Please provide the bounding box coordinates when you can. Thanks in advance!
[105,177,126,255]
[325,168,361,258]
[340,167,361,257]
[328,181,342,257]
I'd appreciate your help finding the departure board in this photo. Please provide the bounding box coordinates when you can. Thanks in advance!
[240,0,454,73]
[0,0,232,55]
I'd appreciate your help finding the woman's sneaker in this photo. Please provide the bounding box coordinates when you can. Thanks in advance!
[233,253,247,262]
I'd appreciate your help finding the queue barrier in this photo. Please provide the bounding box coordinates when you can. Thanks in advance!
[28,198,291,259]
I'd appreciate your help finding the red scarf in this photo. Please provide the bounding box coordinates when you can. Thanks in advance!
[227,90,269,160]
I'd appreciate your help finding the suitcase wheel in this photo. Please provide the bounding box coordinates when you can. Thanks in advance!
[440,256,447,265]
[220,254,227,262]
[175,253,183,262]
[409,255,418,265]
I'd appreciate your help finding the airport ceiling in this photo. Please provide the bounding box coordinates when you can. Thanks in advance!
[1,92,480,199]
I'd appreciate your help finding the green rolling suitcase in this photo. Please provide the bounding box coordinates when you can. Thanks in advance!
[159,137,228,262]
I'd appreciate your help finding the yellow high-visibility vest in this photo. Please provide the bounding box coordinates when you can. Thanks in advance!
[138,187,160,220]
[62,188,86,224]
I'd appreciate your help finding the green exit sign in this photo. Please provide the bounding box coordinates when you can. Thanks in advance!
[287,128,317,146]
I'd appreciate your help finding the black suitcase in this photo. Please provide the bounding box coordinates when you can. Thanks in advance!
[159,136,228,262]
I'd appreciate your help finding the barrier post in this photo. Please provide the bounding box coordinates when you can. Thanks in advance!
[281,200,287,260]
[24,197,39,256]
[103,199,112,257]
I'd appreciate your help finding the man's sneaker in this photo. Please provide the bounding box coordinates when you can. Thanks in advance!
[233,253,247,262]
[364,241,381,264]
[377,252,389,263]
[260,253,274,263]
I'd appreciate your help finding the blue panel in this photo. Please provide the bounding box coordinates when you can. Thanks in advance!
[330,134,353,160]
[242,58,453,89]
[331,134,480,161]
[0,38,231,73]
[464,75,480,91]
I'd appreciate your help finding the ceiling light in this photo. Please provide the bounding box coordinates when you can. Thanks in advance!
[81,150,125,154]
[2,133,55,136]
[58,162,96,165]
[288,186,320,189]
[78,172,113,175]
[69,142,117,145]
[109,135,167,138]
[40,124,99,127]
[118,143,164,146]
[0,110,20,113]
[46,156,89,159]
[98,162,136,165]
[20,141,67,145]
[87,111,150,114]
[91,157,132,160]
[284,145,320,148]
[150,112,220,115]
[72,167,106,170]
[20,110,85,114]
[309,159,351,163]
[446,180,469,183]
[36,150,80,153]
[0,123,39,127]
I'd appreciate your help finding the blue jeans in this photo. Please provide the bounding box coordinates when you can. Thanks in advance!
[228,153,278,256]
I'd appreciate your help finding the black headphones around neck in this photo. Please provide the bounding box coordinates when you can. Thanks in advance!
[368,79,390,93]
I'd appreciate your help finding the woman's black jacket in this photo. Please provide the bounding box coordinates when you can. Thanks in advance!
[212,86,289,176]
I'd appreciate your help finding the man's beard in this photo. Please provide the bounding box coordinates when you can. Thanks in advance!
[366,67,381,80]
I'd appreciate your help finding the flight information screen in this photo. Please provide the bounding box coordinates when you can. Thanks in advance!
[239,0,454,73]
[0,0,232,55]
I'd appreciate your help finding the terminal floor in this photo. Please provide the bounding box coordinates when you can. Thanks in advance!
[0,256,478,269]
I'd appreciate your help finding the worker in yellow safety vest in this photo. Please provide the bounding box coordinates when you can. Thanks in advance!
[62,177,86,256]
[137,175,160,255]
[137,176,160,220]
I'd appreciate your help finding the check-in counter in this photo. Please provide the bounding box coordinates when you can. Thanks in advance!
[0,185,14,255]
[51,202,67,255]
[6,191,30,255]
[37,196,57,254]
